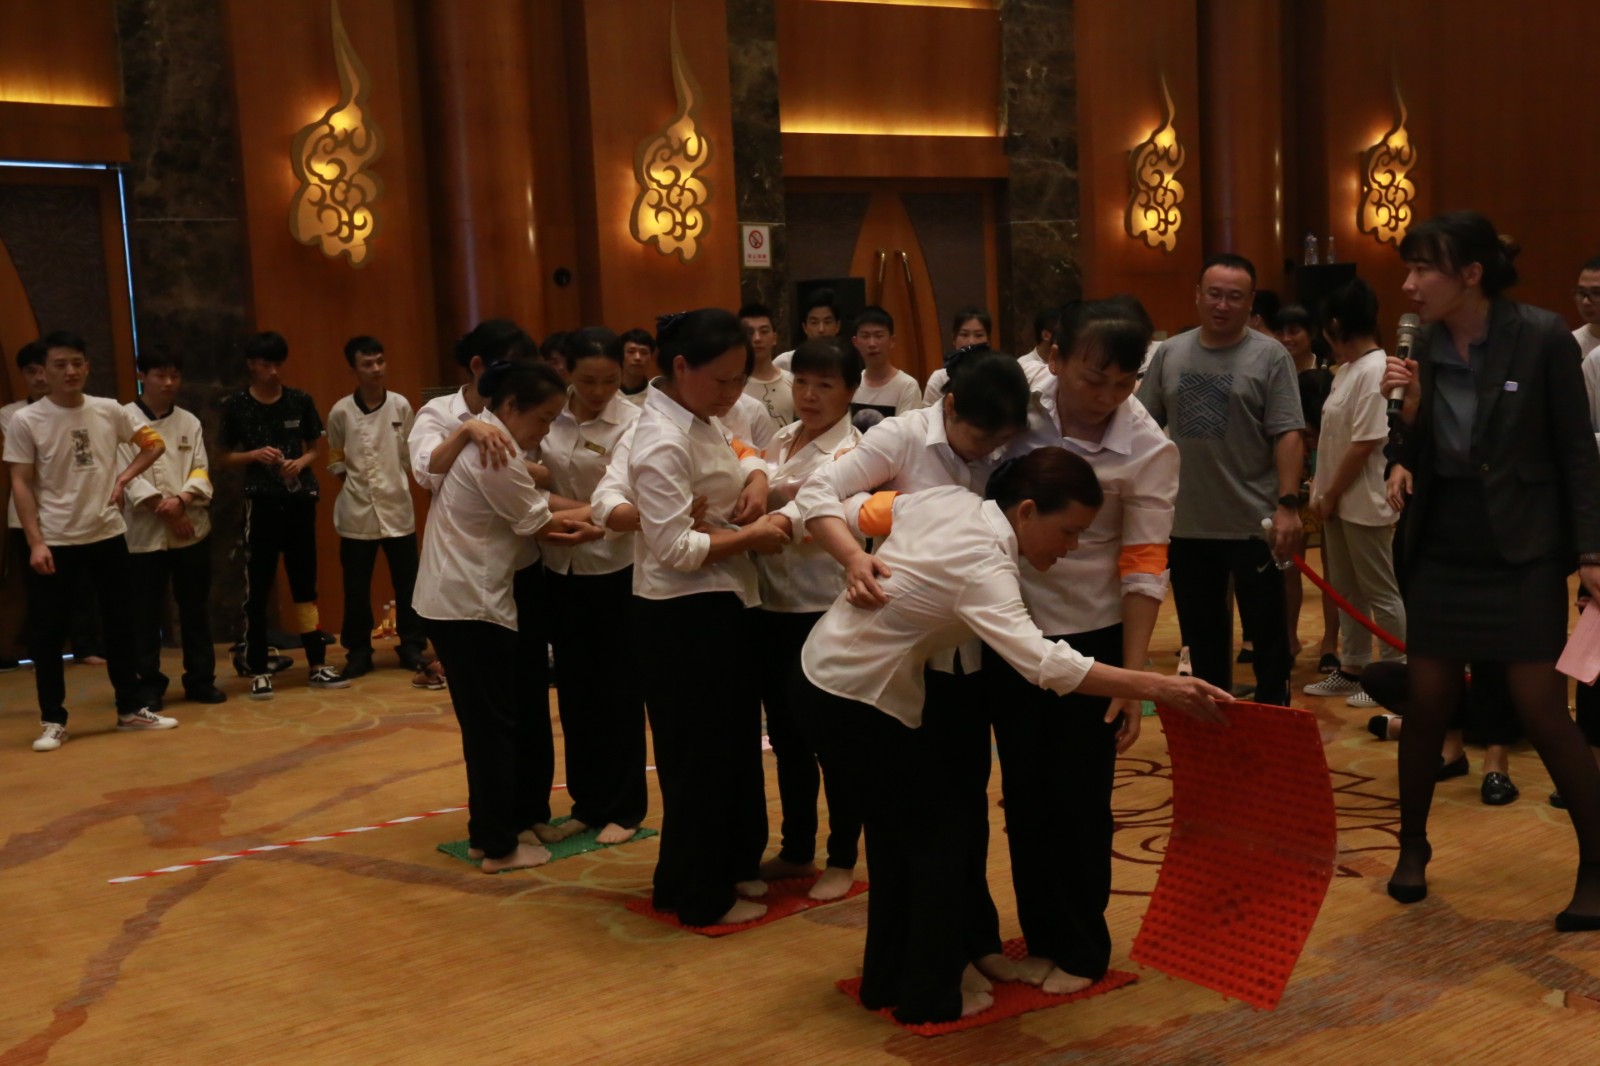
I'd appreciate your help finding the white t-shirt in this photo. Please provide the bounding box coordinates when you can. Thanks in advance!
[773,349,795,373]
[1312,349,1394,527]
[744,367,795,428]
[849,369,922,435]
[720,392,778,455]
[1,397,35,529]
[2,395,158,546]
[1576,326,1600,431]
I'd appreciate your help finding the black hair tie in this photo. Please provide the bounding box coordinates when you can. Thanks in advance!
[655,310,691,337]
[984,455,1021,501]
[944,342,991,372]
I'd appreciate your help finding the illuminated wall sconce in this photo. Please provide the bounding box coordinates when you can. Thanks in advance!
[289,0,384,268]
[629,6,710,264]
[1358,76,1416,247]
[1125,75,1185,253]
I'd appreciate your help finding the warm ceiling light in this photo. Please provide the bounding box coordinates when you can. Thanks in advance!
[1358,77,1416,247]
[1125,75,1185,252]
[289,0,384,268]
[629,5,710,264]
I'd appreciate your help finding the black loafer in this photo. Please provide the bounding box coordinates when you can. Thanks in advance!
[184,685,229,705]
[1437,755,1469,781]
[341,656,374,680]
[1481,772,1519,806]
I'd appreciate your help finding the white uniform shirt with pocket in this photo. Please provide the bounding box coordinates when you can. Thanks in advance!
[759,416,862,613]
[540,390,639,575]
[119,402,212,553]
[328,391,416,539]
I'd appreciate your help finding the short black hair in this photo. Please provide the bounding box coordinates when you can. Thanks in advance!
[41,330,87,356]
[15,339,46,370]
[619,328,655,350]
[853,306,895,334]
[561,326,623,371]
[1320,278,1380,342]
[243,331,288,363]
[343,335,383,366]
[657,308,752,379]
[945,350,1031,434]
[801,288,838,317]
[1033,306,1064,341]
[790,338,863,391]
[136,350,183,374]
[951,306,992,336]
[1201,253,1258,288]
[1250,289,1281,322]
[454,319,535,369]
[481,361,567,413]
[1271,304,1315,333]
[539,331,568,361]
[737,302,775,326]
[1401,211,1520,298]
[1583,254,1600,274]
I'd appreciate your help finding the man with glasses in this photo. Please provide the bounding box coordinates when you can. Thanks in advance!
[1574,256,1600,429]
[1136,253,1306,705]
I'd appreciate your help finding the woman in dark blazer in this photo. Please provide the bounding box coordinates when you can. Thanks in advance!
[1383,211,1600,928]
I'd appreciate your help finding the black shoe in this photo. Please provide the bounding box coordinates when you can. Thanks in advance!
[1480,772,1519,806]
[1387,834,1432,904]
[1317,652,1341,674]
[0,658,21,672]
[1367,714,1398,742]
[1555,911,1600,932]
[1552,791,1569,810]
[341,654,374,680]
[184,685,229,705]
[1236,646,1255,664]
[1437,755,1469,781]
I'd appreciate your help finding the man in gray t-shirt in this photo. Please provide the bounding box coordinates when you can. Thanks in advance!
[1137,254,1306,705]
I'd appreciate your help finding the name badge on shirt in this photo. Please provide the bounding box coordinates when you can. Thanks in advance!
[583,441,608,456]
[1503,381,1518,393]
[284,418,301,429]
[179,434,192,452]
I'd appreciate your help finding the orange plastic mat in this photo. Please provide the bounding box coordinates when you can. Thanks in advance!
[625,874,867,937]
[1131,700,1338,1010]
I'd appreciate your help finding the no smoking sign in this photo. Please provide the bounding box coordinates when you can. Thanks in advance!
[741,223,772,269]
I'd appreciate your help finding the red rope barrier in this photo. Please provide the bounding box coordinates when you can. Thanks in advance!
[1290,555,1407,653]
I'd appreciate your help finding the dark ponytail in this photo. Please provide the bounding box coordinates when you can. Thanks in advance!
[986,446,1104,514]
[944,349,1031,434]
[454,319,536,369]
[482,361,566,412]
[1399,211,1521,298]
[655,308,752,379]
[561,326,623,371]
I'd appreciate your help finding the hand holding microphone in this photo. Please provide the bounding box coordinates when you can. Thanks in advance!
[1385,312,1423,422]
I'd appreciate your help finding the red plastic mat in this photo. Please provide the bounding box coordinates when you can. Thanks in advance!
[1130,701,1337,1010]
[836,938,1137,1036]
[624,874,867,937]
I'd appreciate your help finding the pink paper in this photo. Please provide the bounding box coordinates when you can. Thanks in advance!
[1557,606,1600,685]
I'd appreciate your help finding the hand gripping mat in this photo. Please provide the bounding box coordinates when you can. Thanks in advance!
[436,817,657,870]
[835,938,1137,1036]
[624,874,867,936]
[1130,701,1337,1010]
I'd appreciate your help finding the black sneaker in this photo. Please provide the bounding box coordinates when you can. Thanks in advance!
[0,658,22,673]
[341,654,374,680]
[184,685,229,705]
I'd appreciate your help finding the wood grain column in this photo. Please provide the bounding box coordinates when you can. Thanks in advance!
[1198,0,1285,291]
[419,0,546,363]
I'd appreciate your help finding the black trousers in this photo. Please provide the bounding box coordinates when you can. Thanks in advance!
[243,496,324,673]
[988,624,1123,980]
[635,592,766,927]
[756,609,861,868]
[428,618,548,859]
[1169,536,1290,705]
[513,564,554,826]
[546,567,646,829]
[1360,660,1521,746]
[796,671,968,1025]
[129,539,217,696]
[339,534,426,665]
[24,535,143,722]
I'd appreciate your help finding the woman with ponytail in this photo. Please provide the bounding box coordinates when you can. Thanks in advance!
[796,447,1229,1024]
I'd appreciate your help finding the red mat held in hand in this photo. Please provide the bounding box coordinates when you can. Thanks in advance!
[1131,701,1337,1010]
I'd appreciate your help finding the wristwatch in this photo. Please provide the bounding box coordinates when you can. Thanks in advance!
[1277,493,1303,510]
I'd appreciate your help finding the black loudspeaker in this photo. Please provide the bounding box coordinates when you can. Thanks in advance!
[1294,263,1358,318]
[794,277,867,346]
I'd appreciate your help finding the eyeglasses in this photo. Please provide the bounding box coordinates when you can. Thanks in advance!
[1576,289,1600,303]
[1202,288,1249,308]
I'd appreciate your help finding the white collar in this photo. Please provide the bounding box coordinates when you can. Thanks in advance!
[776,414,853,464]
[979,498,1019,565]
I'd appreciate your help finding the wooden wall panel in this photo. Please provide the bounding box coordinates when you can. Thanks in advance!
[1074,0,1204,335]
[224,0,437,634]
[526,0,584,334]
[0,0,127,162]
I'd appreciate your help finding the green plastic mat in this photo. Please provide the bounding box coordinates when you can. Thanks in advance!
[437,816,657,870]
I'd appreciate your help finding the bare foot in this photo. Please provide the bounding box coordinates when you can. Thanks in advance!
[734,879,768,898]
[716,899,767,925]
[467,846,485,860]
[1014,955,1054,987]
[961,963,992,994]
[595,822,637,844]
[530,820,583,844]
[807,865,854,901]
[1288,638,1305,659]
[1041,967,1093,995]
[974,952,1020,983]
[759,857,817,881]
[480,841,551,873]
[961,989,995,1018]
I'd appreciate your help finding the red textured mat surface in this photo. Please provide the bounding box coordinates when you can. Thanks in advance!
[836,938,1137,1036]
[1131,701,1337,1010]
[624,874,867,937]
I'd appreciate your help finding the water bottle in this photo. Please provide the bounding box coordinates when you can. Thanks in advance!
[1303,233,1318,266]
[1324,235,1337,263]
[1261,517,1293,570]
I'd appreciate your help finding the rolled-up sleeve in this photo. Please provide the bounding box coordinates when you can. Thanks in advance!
[796,418,908,525]
[957,565,1096,695]
[1119,437,1178,601]
[478,459,553,538]
[634,436,711,572]
[407,405,451,493]
[589,423,635,535]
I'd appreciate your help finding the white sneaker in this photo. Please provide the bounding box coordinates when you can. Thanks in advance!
[117,707,179,731]
[33,722,68,752]
[1303,672,1362,697]
[309,666,351,689]
[250,673,274,700]
[1346,689,1379,709]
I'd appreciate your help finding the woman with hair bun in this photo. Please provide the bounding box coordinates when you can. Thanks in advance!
[797,447,1230,1024]
[413,361,602,873]
[1382,210,1600,924]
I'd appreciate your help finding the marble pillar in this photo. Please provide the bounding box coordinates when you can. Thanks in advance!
[725,0,788,328]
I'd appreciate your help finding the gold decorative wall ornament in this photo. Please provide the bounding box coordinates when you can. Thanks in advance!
[289,0,384,268]
[629,7,710,263]
[1125,75,1185,252]
[1358,76,1416,247]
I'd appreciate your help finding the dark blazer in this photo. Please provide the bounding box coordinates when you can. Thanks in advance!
[1397,298,1600,571]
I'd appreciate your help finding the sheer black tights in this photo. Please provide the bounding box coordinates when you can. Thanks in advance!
[1394,656,1600,916]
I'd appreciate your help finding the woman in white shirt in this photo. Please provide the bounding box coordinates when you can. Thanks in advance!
[540,329,646,845]
[752,339,866,903]
[797,448,1229,1023]
[629,308,791,927]
[413,362,598,873]
[982,300,1179,997]
[920,306,995,406]
[1306,279,1407,699]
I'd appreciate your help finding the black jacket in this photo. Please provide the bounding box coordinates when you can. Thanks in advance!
[1397,298,1600,571]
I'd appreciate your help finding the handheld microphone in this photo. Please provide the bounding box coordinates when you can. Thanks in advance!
[1387,313,1422,417]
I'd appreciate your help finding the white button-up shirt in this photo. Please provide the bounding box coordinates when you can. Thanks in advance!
[407,386,472,495]
[629,383,761,607]
[801,486,1096,726]
[328,391,416,540]
[1017,389,1178,636]
[119,402,212,553]
[760,416,862,613]
[413,409,553,631]
[540,390,639,575]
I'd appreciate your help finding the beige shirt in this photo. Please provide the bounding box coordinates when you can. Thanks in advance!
[119,402,212,553]
[328,391,416,539]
